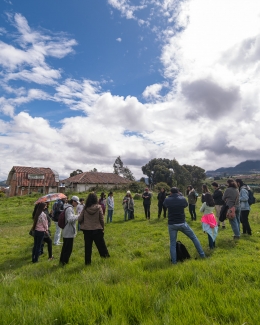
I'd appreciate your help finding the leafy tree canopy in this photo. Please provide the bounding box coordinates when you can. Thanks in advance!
[70,169,83,177]
[113,156,135,181]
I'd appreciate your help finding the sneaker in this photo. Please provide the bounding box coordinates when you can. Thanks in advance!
[48,256,54,261]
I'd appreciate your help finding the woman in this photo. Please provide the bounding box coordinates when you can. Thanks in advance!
[40,202,54,260]
[122,191,134,221]
[201,184,210,203]
[211,182,225,229]
[200,193,218,249]
[222,179,240,239]
[107,192,114,223]
[59,196,79,265]
[98,192,106,215]
[31,202,48,263]
[236,179,252,235]
[78,192,110,265]
[157,188,167,219]
[186,185,197,221]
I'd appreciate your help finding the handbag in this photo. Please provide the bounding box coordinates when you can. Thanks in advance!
[226,206,236,219]
[29,228,35,237]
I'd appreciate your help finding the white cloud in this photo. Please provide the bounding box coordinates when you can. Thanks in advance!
[116,37,122,42]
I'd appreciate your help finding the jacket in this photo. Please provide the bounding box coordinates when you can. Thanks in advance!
[200,202,215,215]
[107,196,114,210]
[157,191,166,206]
[78,204,104,230]
[212,188,224,205]
[163,193,188,225]
[239,185,250,211]
[62,204,78,238]
[222,187,240,208]
[142,191,151,205]
[122,196,134,211]
[187,189,197,205]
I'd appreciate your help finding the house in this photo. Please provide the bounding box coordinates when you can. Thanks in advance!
[62,172,130,192]
[6,166,60,197]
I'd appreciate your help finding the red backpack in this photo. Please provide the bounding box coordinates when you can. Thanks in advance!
[58,207,69,229]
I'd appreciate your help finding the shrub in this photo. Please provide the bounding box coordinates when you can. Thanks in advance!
[129,181,147,194]
[154,182,170,192]
[133,193,142,200]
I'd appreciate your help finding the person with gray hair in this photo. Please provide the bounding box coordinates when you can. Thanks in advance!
[163,187,205,264]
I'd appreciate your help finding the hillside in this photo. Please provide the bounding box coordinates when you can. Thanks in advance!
[206,160,260,177]
[0,180,7,187]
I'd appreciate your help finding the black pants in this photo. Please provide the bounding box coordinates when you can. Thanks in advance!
[83,230,110,265]
[41,236,53,258]
[240,210,252,235]
[158,204,167,218]
[189,204,196,220]
[60,238,74,265]
[144,204,150,219]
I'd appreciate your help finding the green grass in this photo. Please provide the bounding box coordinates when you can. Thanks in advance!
[1,192,260,324]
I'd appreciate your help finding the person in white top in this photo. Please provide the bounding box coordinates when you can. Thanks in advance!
[76,198,85,230]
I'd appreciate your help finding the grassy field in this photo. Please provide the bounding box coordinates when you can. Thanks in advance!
[1,191,260,325]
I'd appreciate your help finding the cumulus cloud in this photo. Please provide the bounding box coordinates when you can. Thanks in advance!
[116,38,122,42]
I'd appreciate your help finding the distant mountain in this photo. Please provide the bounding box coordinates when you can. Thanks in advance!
[0,180,7,187]
[206,160,260,177]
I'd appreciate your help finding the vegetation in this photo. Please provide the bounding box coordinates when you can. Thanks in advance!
[1,191,260,324]
[113,156,135,181]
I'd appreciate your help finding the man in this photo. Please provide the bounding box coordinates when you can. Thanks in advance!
[211,182,225,228]
[163,187,205,264]
[157,188,167,219]
[142,188,151,220]
[52,196,67,245]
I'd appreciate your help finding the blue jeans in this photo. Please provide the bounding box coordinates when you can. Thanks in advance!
[107,210,113,223]
[168,223,205,264]
[229,207,240,237]
[32,230,45,263]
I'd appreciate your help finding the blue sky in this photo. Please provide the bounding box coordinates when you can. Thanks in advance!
[1,0,260,180]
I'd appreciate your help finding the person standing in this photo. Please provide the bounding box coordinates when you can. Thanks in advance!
[235,179,252,235]
[98,192,106,215]
[201,184,210,203]
[200,193,218,249]
[41,202,54,260]
[163,187,205,264]
[122,190,134,221]
[157,188,167,219]
[107,192,114,223]
[222,179,240,239]
[186,185,197,221]
[76,198,85,231]
[52,197,67,245]
[31,202,48,263]
[59,196,79,265]
[211,182,225,229]
[142,188,152,220]
[78,192,110,265]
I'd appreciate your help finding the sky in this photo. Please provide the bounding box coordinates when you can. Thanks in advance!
[1,0,260,181]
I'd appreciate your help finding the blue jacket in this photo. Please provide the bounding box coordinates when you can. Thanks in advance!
[240,186,250,211]
[163,193,188,224]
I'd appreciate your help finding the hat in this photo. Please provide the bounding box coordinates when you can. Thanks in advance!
[145,188,149,191]
[71,195,80,204]
[127,190,131,194]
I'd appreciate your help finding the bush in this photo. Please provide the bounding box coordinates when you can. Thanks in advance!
[129,181,147,194]
[154,182,170,192]
[133,193,142,200]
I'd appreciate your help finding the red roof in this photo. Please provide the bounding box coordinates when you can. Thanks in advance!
[6,166,58,187]
[62,172,130,185]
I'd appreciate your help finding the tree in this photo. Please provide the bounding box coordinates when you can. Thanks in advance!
[141,158,174,186]
[182,164,206,190]
[70,169,83,177]
[90,168,98,172]
[113,156,135,181]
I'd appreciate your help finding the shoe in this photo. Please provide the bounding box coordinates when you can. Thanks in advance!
[48,256,54,261]
[233,236,240,240]
[54,243,61,246]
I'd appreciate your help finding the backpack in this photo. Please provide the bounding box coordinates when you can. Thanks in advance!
[176,241,191,262]
[247,189,256,205]
[58,207,68,229]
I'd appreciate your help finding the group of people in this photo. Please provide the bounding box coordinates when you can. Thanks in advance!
[31,193,110,265]
[30,177,253,266]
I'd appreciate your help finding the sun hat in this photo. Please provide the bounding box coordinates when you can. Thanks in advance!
[71,195,80,203]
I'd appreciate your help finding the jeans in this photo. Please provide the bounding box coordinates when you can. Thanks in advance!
[144,204,150,219]
[188,204,196,220]
[208,234,215,249]
[124,209,133,221]
[168,223,205,264]
[42,235,53,258]
[240,210,251,234]
[54,221,62,244]
[83,229,110,265]
[107,210,113,223]
[32,230,45,263]
[229,207,240,237]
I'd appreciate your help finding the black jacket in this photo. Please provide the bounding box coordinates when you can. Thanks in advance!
[213,188,224,205]
[157,191,167,206]
[163,193,188,225]
[142,192,151,205]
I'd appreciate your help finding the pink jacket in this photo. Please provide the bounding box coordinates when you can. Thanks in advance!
[35,212,48,232]
[201,213,217,228]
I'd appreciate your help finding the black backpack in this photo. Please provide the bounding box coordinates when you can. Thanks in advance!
[176,241,191,262]
[247,189,256,205]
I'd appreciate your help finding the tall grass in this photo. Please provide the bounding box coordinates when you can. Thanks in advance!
[1,192,260,324]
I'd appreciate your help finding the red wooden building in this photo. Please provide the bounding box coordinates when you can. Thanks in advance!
[6,166,60,197]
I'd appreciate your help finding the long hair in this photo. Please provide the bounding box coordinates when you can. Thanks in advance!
[227,179,238,188]
[186,185,193,195]
[100,192,105,200]
[32,202,46,229]
[205,193,215,207]
[202,184,210,193]
[85,192,98,209]
[235,179,244,188]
